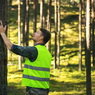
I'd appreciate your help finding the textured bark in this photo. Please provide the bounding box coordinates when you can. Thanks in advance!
[26,0,29,46]
[47,0,52,52]
[58,0,60,66]
[40,0,43,28]
[86,0,92,94]
[54,0,57,69]
[18,0,22,70]
[0,0,7,94]
[92,0,95,66]
[33,0,37,33]
[22,0,26,46]
[79,0,82,71]
[83,0,87,66]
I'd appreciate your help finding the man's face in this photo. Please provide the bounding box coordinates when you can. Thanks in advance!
[32,30,43,42]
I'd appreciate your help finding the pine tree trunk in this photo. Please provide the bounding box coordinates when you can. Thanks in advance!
[22,0,26,47]
[79,0,82,71]
[58,0,60,66]
[18,0,22,70]
[47,0,51,51]
[83,0,87,67]
[33,0,37,33]
[92,0,95,66]
[22,0,26,61]
[54,0,57,69]
[86,0,92,94]
[40,0,43,28]
[49,0,52,53]
[26,0,29,46]
[43,0,46,28]
[0,0,7,94]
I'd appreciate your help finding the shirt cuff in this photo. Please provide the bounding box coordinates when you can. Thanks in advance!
[11,44,18,51]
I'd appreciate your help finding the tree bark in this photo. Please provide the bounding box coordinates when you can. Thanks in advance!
[43,0,46,28]
[40,0,43,28]
[18,0,22,70]
[58,0,60,66]
[47,0,52,52]
[86,0,92,94]
[54,0,57,69]
[49,0,52,53]
[22,0,26,47]
[92,0,95,66]
[83,0,87,67]
[0,0,7,94]
[26,0,29,46]
[79,0,82,71]
[33,0,37,33]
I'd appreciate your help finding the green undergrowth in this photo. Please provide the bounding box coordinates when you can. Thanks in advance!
[7,62,95,95]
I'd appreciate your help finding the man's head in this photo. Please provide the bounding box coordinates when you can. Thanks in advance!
[32,28,51,44]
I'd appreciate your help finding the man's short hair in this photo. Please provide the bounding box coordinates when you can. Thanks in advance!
[40,28,51,44]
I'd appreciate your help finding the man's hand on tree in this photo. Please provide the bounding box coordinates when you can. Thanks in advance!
[0,21,6,34]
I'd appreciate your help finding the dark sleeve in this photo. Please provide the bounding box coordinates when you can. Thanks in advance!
[11,44,38,62]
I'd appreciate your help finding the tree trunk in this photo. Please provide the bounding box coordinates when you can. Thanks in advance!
[92,0,95,66]
[46,0,49,50]
[49,0,52,53]
[18,0,22,70]
[47,0,52,52]
[22,0,26,61]
[86,0,92,94]
[58,0,60,66]
[0,0,7,94]
[33,0,37,33]
[26,0,29,46]
[79,0,82,71]
[43,0,46,28]
[22,0,26,47]
[83,0,87,67]
[54,0,57,69]
[40,0,43,28]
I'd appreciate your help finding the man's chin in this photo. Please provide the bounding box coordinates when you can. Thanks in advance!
[32,38,35,42]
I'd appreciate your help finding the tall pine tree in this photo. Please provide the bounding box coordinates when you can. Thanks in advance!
[0,0,7,94]
[86,0,92,94]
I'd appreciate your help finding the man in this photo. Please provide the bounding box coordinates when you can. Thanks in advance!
[0,21,52,95]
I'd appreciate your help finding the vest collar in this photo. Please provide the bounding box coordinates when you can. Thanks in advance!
[34,43,45,46]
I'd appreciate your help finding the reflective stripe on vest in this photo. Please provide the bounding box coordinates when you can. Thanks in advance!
[23,74,50,81]
[24,64,50,72]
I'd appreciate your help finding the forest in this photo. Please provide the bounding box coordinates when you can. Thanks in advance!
[0,0,95,95]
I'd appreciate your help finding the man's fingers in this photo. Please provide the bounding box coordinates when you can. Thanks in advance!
[0,21,2,25]
[4,25,6,30]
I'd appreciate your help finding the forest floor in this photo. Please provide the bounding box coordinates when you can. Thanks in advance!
[7,0,95,95]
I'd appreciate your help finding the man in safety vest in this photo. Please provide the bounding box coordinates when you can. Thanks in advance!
[0,21,52,95]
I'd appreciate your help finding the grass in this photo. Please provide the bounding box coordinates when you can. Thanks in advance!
[8,62,95,95]
[7,0,95,95]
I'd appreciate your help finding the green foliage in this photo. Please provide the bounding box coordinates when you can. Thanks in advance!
[8,64,95,95]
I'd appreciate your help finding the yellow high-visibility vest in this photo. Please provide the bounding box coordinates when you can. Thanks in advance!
[21,45,52,89]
